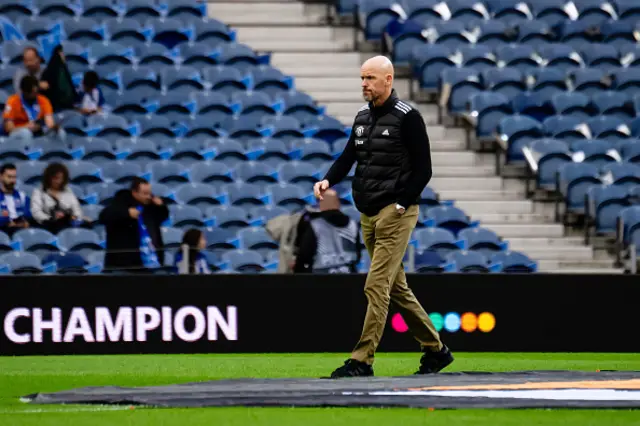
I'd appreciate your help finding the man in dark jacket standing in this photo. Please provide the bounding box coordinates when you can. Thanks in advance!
[314,56,453,378]
[99,177,169,273]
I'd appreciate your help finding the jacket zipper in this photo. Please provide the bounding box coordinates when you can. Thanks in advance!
[365,114,377,169]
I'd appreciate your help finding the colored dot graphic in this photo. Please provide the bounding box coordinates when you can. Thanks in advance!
[429,313,443,332]
[478,312,496,333]
[391,312,496,333]
[461,312,478,332]
[391,313,408,333]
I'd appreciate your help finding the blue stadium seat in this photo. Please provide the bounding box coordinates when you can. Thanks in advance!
[600,162,640,190]
[174,183,221,208]
[411,45,455,91]
[542,115,588,142]
[278,161,317,184]
[527,138,571,189]
[469,92,512,139]
[358,0,402,41]
[459,45,497,71]
[217,43,259,70]
[498,115,545,161]
[516,20,553,47]
[224,181,266,206]
[249,205,289,222]
[588,116,632,139]
[425,206,471,236]
[538,44,583,71]
[238,227,278,252]
[557,162,602,214]
[57,228,102,253]
[189,160,234,183]
[440,68,483,114]
[613,69,640,97]
[205,205,249,230]
[235,161,278,184]
[268,182,309,210]
[496,44,538,73]
[12,229,58,259]
[447,250,490,273]
[82,0,119,18]
[168,204,204,228]
[161,227,183,249]
[148,160,189,183]
[592,92,634,120]
[414,227,460,254]
[459,227,504,257]
[0,252,43,274]
[571,140,618,168]
[586,185,630,236]
[491,251,536,273]
[482,67,525,100]
[67,160,103,184]
[221,249,264,272]
[204,66,248,96]
[140,42,177,66]
[550,90,591,120]
[191,18,232,43]
[42,253,88,274]
[161,66,203,91]
[102,161,142,184]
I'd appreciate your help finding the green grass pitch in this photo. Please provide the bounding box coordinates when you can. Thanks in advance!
[1,353,640,425]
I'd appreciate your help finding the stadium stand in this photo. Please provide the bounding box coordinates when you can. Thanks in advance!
[4,0,636,274]
[325,0,640,273]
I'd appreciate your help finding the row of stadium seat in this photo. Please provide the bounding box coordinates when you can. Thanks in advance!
[389,20,640,65]
[351,0,640,41]
[2,0,206,19]
[413,45,640,92]
[0,224,537,274]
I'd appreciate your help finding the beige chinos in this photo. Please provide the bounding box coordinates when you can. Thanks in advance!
[350,203,443,365]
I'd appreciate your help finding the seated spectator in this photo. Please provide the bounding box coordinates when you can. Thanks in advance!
[175,228,211,274]
[31,162,83,234]
[75,71,105,116]
[0,163,31,236]
[99,178,169,273]
[13,47,48,94]
[293,189,361,274]
[3,76,65,142]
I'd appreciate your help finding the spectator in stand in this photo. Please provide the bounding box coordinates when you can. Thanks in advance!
[75,71,105,116]
[13,47,48,94]
[0,163,31,236]
[174,228,211,274]
[3,75,65,141]
[99,177,169,273]
[31,162,83,234]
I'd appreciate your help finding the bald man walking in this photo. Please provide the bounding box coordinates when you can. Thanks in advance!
[314,56,453,378]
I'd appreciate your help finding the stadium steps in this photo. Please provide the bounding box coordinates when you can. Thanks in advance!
[209,0,621,273]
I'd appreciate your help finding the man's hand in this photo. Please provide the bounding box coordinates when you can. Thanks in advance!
[26,121,41,133]
[152,196,163,206]
[54,211,66,219]
[313,180,330,200]
[1,211,8,217]
[129,208,140,219]
[39,81,49,91]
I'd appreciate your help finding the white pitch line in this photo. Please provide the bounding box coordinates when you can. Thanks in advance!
[0,405,139,414]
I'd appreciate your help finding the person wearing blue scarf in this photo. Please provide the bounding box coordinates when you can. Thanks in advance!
[99,177,169,273]
[0,163,31,236]
[174,228,212,274]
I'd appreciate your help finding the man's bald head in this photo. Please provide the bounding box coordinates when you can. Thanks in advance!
[361,55,394,106]
[318,188,340,211]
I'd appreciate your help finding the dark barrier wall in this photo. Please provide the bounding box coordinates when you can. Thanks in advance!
[1,274,638,356]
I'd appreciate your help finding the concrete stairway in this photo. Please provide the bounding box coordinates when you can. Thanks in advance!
[207,0,621,273]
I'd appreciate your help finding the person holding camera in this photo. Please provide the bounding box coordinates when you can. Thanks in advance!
[30,162,83,234]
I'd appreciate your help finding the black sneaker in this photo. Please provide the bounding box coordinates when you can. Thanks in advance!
[415,345,454,374]
[329,359,374,378]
